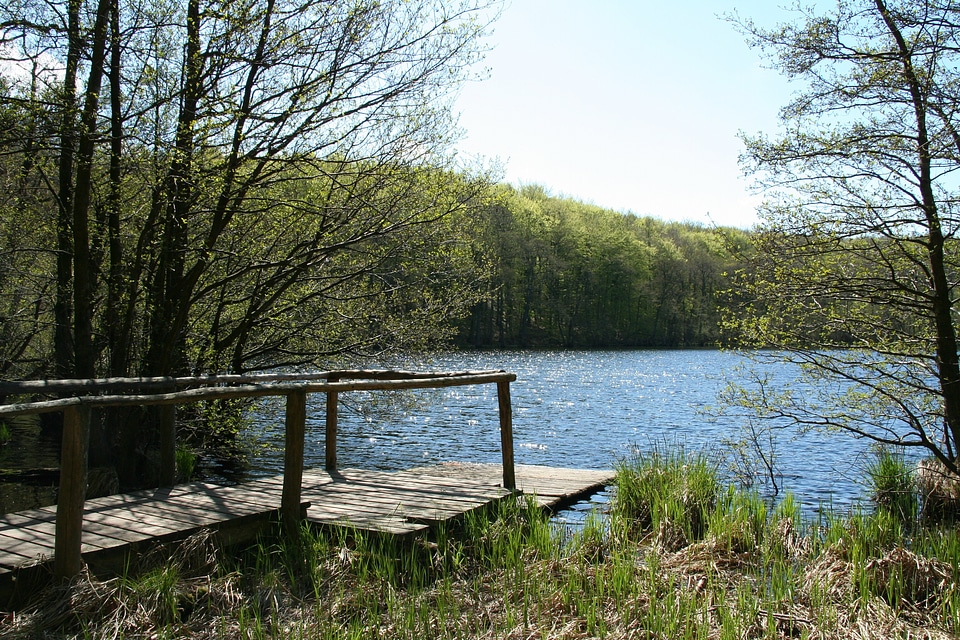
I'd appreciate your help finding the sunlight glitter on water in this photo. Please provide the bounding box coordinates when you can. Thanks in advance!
[246,350,882,512]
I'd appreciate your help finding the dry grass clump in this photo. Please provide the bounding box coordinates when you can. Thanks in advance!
[802,545,856,603]
[2,568,117,635]
[918,458,960,522]
[1,530,245,639]
[3,452,960,639]
[866,546,954,609]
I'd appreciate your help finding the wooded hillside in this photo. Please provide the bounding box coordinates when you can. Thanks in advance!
[458,185,749,349]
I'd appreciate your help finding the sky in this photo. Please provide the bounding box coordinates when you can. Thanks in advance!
[452,0,811,229]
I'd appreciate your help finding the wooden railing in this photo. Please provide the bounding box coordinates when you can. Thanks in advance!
[0,369,517,579]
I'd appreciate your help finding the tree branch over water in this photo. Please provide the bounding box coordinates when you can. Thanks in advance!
[725,0,960,476]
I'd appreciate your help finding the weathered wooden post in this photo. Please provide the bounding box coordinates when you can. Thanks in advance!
[497,380,516,491]
[159,403,177,487]
[325,391,338,471]
[55,403,90,579]
[281,388,307,532]
[325,374,339,472]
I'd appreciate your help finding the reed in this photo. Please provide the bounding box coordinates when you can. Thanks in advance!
[865,445,918,525]
[612,446,721,548]
[5,449,959,639]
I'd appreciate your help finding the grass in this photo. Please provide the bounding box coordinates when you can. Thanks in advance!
[865,445,918,525]
[4,450,960,639]
[176,446,197,483]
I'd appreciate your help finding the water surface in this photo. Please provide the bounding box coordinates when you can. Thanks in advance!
[246,350,877,511]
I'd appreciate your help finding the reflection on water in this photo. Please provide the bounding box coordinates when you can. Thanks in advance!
[0,414,61,513]
[552,487,614,536]
[245,350,879,512]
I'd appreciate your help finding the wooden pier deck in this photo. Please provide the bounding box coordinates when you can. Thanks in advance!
[0,463,613,578]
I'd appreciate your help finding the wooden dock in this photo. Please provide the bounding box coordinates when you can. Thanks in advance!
[0,368,613,609]
[0,463,613,578]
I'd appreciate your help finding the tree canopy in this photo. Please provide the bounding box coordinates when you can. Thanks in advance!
[458,185,747,349]
[0,0,502,485]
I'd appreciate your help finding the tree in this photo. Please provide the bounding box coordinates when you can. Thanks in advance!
[458,185,736,349]
[0,0,498,379]
[0,0,499,485]
[725,0,960,476]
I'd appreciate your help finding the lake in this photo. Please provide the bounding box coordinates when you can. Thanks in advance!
[244,350,881,512]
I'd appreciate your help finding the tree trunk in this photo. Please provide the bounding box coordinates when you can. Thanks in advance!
[70,0,112,379]
[877,0,960,464]
[143,0,202,376]
[53,0,83,378]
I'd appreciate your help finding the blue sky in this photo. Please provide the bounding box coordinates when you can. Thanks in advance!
[453,1,813,229]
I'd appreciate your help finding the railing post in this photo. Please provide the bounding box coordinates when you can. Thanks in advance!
[281,389,307,532]
[497,380,516,491]
[55,403,90,580]
[325,390,338,471]
[159,403,177,486]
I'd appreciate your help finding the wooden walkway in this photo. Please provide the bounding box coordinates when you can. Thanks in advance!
[0,464,613,576]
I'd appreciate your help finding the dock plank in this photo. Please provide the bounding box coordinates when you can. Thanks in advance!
[310,474,505,508]
[406,463,613,508]
[0,463,613,577]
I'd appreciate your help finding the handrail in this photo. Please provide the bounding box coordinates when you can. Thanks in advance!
[0,371,515,415]
[0,369,517,580]
[0,369,508,397]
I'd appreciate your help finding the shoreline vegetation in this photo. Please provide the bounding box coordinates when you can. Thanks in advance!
[3,448,958,639]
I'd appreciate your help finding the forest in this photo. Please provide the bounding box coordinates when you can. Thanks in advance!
[0,0,755,491]
[0,150,747,381]
[456,185,748,349]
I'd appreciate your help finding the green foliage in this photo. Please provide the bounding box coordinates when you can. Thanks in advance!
[459,184,747,348]
[707,486,768,554]
[176,446,197,483]
[0,422,9,445]
[612,447,722,543]
[179,399,255,475]
[0,0,501,483]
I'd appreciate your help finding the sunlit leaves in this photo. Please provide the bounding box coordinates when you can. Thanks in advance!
[0,0,502,377]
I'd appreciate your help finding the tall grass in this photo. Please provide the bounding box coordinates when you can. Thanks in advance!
[6,449,960,639]
[175,445,197,482]
[612,447,720,548]
[865,445,918,525]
